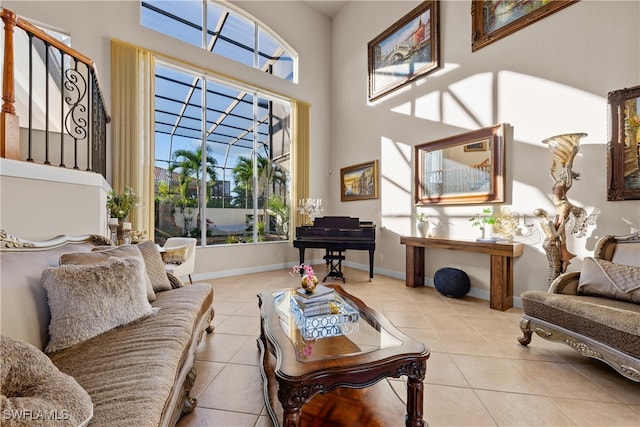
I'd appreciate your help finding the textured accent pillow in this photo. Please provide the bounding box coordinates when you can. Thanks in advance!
[0,336,94,426]
[41,257,155,353]
[161,245,188,264]
[166,271,185,289]
[62,244,156,302]
[135,241,172,292]
[577,257,640,303]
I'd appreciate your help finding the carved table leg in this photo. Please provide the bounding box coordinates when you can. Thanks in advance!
[405,376,425,427]
[282,408,302,427]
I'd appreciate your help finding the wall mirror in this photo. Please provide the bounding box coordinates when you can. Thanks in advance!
[607,85,640,201]
[415,124,506,205]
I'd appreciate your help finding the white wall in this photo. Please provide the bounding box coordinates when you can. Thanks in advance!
[330,0,640,298]
[0,159,110,240]
[3,1,639,299]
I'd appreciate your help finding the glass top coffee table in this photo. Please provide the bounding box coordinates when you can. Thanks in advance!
[257,284,429,427]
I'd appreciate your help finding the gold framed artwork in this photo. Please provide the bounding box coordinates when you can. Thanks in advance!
[367,1,440,101]
[463,141,487,152]
[340,160,379,202]
[607,85,640,201]
[471,0,578,52]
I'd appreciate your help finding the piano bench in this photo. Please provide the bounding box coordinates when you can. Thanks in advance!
[323,250,346,283]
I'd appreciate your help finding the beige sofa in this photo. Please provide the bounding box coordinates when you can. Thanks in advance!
[0,231,215,426]
[519,232,640,382]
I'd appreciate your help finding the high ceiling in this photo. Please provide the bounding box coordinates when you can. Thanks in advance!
[303,1,346,18]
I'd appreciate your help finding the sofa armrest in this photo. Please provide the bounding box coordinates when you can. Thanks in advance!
[548,272,580,295]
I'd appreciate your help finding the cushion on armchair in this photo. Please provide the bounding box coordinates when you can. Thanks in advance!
[41,257,156,354]
[161,244,188,265]
[0,336,93,426]
[577,257,640,303]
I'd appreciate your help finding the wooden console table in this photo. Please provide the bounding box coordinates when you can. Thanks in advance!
[400,236,523,311]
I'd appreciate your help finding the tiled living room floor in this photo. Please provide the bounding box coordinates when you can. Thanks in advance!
[177,266,640,427]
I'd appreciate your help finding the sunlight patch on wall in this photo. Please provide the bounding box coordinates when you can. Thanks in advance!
[380,136,412,236]
[413,91,441,122]
[390,101,413,116]
[498,71,606,145]
[445,72,494,129]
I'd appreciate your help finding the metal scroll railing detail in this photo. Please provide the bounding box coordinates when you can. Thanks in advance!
[1,7,110,178]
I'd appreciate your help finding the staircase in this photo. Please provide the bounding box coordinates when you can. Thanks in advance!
[1,7,111,240]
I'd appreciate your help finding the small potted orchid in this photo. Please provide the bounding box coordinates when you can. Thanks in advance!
[290,264,318,293]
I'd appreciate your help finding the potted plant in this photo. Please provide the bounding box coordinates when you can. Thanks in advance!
[415,212,437,238]
[107,186,139,221]
[469,208,497,241]
[106,186,139,244]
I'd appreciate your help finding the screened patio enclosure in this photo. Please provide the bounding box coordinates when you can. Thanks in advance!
[153,62,292,246]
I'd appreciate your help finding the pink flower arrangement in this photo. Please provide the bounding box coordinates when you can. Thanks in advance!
[290,264,315,283]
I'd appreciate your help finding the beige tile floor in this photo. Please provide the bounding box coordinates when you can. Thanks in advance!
[177,266,640,427]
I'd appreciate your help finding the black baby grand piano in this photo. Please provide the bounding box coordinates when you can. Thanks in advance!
[293,216,376,280]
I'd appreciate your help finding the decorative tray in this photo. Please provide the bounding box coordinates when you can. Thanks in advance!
[290,295,359,339]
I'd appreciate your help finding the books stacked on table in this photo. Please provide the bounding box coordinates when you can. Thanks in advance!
[292,284,335,316]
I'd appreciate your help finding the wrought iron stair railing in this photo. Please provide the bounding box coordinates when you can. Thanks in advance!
[1,7,110,177]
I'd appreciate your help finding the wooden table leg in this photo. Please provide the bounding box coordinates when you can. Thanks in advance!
[489,255,513,311]
[405,376,425,427]
[282,408,302,427]
[405,245,424,288]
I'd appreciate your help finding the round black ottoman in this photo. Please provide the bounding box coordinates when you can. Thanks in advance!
[434,268,470,298]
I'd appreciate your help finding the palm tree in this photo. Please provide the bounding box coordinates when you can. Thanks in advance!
[232,156,254,209]
[233,155,287,234]
[169,146,217,209]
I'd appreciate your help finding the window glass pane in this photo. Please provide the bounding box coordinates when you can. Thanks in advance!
[142,0,297,81]
[141,0,203,48]
[258,28,295,81]
[154,61,290,246]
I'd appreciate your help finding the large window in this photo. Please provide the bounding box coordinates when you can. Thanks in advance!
[154,62,291,246]
[141,0,297,82]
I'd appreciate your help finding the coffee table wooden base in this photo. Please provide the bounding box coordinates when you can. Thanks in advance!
[258,338,417,427]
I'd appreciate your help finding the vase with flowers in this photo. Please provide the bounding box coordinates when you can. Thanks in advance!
[290,264,318,293]
[107,186,139,244]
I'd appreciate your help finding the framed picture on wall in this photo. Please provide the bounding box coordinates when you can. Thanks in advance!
[367,1,440,101]
[340,160,379,202]
[471,0,578,51]
[463,141,487,152]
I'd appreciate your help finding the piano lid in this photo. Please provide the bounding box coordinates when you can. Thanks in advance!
[313,216,360,229]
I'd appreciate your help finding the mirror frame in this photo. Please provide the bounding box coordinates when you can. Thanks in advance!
[415,124,505,205]
[607,85,640,201]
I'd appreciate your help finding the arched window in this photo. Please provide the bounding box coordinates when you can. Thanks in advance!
[141,0,297,82]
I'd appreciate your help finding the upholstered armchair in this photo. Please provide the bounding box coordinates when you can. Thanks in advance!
[162,237,197,284]
[519,232,640,381]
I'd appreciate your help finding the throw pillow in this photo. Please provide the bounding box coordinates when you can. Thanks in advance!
[166,271,185,289]
[577,257,640,303]
[41,257,155,353]
[62,245,156,302]
[0,336,94,427]
[135,241,172,292]
[161,245,189,265]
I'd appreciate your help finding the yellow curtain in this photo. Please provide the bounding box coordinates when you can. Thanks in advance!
[291,100,310,229]
[110,40,155,239]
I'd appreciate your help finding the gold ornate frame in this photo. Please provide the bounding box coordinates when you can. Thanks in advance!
[607,85,640,201]
[340,160,379,202]
[367,1,440,101]
[471,0,578,52]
